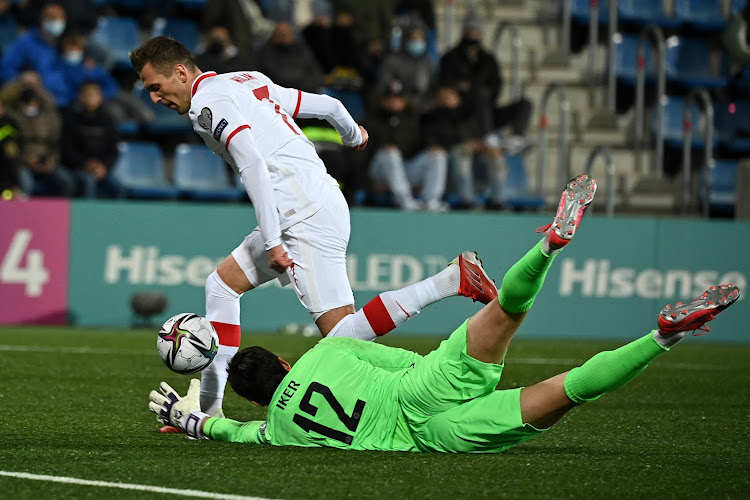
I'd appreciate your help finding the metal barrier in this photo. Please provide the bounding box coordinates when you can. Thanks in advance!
[586,0,619,129]
[634,25,666,177]
[584,145,616,216]
[494,21,522,101]
[543,0,572,66]
[537,83,571,195]
[681,88,714,217]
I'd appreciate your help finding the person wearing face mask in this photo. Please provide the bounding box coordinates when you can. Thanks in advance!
[196,26,253,75]
[4,81,74,197]
[0,2,71,106]
[258,22,324,93]
[58,32,120,108]
[440,11,532,155]
[377,25,435,114]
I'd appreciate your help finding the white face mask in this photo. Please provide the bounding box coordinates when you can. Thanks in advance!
[23,105,40,117]
[63,50,84,65]
[42,19,66,37]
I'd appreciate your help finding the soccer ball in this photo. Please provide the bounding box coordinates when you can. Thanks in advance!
[157,313,219,374]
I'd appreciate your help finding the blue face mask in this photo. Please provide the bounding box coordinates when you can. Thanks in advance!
[42,19,66,38]
[63,50,84,65]
[405,39,426,57]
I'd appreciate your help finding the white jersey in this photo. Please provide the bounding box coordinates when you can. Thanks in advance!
[188,70,362,251]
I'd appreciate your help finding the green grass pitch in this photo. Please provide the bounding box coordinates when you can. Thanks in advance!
[1,325,749,499]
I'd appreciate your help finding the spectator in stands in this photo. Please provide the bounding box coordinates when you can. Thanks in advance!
[394,0,436,33]
[0,94,28,198]
[440,12,532,153]
[59,32,119,107]
[195,25,252,75]
[0,2,70,106]
[377,24,435,113]
[3,73,73,197]
[302,0,361,88]
[364,80,448,212]
[422,85,506,210]
[61,80,122,198]
[258,21,324,93]
[330,0,393,82]
[17,0,97,35]
[202,0,275,63]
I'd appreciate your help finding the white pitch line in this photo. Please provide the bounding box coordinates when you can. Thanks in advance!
[0,344,150,355]
[0,471,274,500]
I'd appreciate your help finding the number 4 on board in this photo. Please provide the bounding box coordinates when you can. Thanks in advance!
[1,229,50,297]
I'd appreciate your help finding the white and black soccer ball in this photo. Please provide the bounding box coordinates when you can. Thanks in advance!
[157,313,219,374]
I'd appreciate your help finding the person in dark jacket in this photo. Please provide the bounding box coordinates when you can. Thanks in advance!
[0,95,28,198]
[363,80,447,211]
[258,22,323,93]
[61,80,122,198]
[421,85,506,209]
[440,12,532,149]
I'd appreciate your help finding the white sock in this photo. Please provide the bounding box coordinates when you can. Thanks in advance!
[652,329,688,349]
[328,274,453,340]
[201,270,243,415]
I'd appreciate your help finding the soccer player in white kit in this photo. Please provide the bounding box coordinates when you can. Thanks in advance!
[129,37,498,427]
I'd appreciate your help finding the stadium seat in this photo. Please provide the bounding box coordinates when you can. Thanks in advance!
[90,16,141,70]
[173,143,244,201]
[664,37,728,89]
[112,142,180,199]
[0,14,17,56]
[321,88,365,122]
[714,99,750,154]
[699,159,737,216]
[135,88,194,136]
[614,34,658,86]
[617,0,681,28]
[655,95,715,149]
[151,18,201,53]
[571,0,609,25]
[502,155,545,211]
[674,0,728,32]
[177,0,207,12]
[731,0,747,14]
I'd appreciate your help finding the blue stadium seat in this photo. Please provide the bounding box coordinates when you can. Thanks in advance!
[571,0,609,25]
[151,18,201,53]
[0,15,17,56]
[502,155,545,211]
[674,0,728,32]
[714,100,750,153]
[614,34,657,86]
[136,88,194,136]
[173,144,244,201]
[321,88,365,122]
[655,95,714,149]
[664,37,728,89]
[699,159,737,215]
[617,0,681,28]
[177,0,207,12]
[91,16,141,70]
[731,0,747,14]
[112,142,180,199]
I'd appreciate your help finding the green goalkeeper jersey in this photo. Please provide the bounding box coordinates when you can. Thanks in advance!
[204,336,422,450]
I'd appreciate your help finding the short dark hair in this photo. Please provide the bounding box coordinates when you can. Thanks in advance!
[129,36,197,75]
[227,346,288,406]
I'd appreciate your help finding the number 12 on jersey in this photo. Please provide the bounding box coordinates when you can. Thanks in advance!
[293,382,366,445]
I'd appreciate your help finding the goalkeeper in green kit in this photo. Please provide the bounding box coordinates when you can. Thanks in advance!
[150,174,741,453]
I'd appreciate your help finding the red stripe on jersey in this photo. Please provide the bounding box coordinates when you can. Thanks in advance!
[362,296,396,336]
[292,89,302,118]
[278,105,300,135]
[191,71,217,96]
[210,321,241,347]
[225,124,250,149]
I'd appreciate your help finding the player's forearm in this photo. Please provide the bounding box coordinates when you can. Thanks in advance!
[294,92,362,147]
[202,417,265,444]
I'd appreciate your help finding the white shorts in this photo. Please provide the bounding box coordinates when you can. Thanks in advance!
[231,186,354,319]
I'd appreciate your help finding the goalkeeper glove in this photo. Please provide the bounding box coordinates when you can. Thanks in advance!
[148,379,209,439]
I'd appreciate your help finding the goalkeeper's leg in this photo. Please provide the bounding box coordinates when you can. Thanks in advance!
[519,284,741,430]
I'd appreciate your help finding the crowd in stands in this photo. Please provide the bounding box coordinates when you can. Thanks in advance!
[0,0,537,211]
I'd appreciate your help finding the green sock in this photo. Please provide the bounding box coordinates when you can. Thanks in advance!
[496,239,557,313]
[564,332,668,404]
